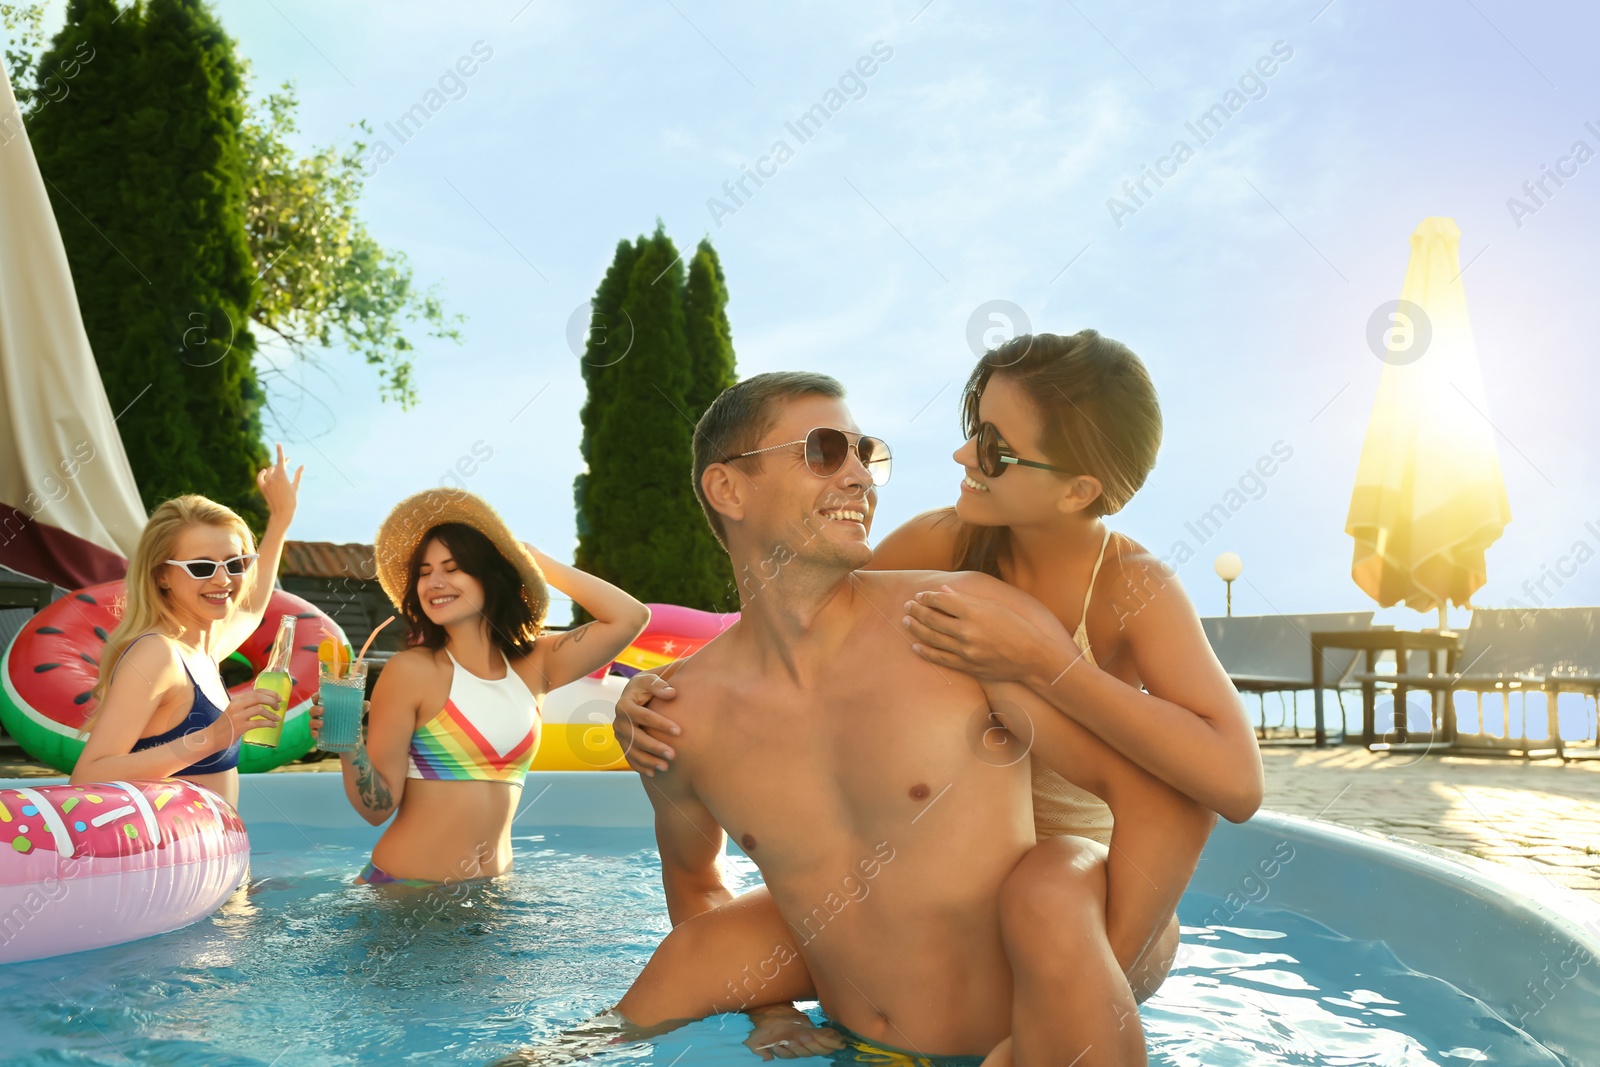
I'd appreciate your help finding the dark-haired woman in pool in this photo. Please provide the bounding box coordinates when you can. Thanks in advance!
[314,489,648,885]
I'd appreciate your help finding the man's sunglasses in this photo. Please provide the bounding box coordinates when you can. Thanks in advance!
[165,554,259,580]
[726,427,892,487]
[973,421,1073,479]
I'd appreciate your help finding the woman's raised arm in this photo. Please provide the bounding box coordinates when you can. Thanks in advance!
[525,545,650,694]
[219,444,303,658]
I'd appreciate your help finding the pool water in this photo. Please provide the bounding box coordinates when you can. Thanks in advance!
[0,822,1562,1066]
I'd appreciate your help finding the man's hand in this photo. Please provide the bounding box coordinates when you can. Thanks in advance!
[902,583,1069,683]
[745,1005,845,1060]
[613,671,682,776]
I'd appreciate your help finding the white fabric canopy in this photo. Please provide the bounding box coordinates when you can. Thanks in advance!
[0,62,145,586]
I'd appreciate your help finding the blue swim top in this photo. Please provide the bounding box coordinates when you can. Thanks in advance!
[127,635,240,775]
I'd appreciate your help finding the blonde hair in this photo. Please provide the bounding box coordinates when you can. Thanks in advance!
[89,495,257,713]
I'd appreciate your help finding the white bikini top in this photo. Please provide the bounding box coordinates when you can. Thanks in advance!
[1032,526,1116,845]
[405,650,541,785]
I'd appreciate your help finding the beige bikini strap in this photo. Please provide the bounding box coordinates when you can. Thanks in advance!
[1079,526,1112,622]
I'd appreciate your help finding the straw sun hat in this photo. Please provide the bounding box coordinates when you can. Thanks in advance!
[373,488,549,628]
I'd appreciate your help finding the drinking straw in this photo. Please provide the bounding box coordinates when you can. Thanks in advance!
[356,615,396,665]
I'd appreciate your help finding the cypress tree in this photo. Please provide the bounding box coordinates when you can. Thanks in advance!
[683,239,737,418]
[572,236,640,617]
[574,228,744,617]
[682,239,738,610]
[30,0,268,528]
[581,225,700,609]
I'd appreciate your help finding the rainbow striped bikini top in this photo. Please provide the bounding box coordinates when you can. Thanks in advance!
[406,649,541,786]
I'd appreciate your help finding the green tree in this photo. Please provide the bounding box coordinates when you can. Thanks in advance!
[19,0,456,525]
[241,84,461,409]
[592,226,693,607]
[684,238,737,418]
[1,2,45,108]
[30,0,269,526]
[683,238,738,609]
[574,227,740,619]
[572,236,638,609]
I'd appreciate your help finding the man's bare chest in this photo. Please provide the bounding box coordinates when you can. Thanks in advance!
[680,665,992,867]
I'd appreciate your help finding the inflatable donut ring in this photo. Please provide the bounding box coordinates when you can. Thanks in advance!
[0,580,347,774]
[532,602,738,771]
[0,778,249,963]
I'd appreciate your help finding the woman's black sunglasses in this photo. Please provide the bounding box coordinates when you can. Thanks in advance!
[727,427,892,486]
[973,421,1073,479]
[165,554,258,579]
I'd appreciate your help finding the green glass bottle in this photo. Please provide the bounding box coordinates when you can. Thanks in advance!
[243,613,296,747]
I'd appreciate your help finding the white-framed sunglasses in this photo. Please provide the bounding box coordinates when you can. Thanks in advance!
[165,554,258,580]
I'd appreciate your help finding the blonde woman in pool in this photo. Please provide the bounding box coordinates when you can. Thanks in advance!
[74,446,304,809]
[314,489,648,886]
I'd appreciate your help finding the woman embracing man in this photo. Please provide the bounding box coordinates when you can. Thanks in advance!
[611,329,1263,1063]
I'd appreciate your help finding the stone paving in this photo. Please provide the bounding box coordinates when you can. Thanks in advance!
[1260,745,1600,902]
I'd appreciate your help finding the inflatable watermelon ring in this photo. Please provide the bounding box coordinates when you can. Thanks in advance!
[0,580,347,774]
[0,778,249,963]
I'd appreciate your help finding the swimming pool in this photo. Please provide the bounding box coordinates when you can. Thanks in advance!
[1,772,1596,1065]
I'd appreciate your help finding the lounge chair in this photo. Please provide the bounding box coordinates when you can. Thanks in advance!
[1373,607,1600,760]
[1201,612,1377,742]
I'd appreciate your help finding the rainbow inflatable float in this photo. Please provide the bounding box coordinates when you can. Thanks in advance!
[531,603,736,770]
[0,580,346,774]
[0,779,249,963]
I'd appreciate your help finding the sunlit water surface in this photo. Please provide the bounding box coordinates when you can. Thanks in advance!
[0,824,1559,1065]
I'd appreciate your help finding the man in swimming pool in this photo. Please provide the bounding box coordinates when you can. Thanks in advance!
[581,373,1210,1065]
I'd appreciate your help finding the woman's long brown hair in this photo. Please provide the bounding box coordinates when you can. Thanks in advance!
[402,523,541,658]
[952,330,1162,578]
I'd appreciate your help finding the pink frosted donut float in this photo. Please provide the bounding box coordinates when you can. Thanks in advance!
[0,779,250,963]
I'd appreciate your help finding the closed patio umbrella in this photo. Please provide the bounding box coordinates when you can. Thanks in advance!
[0,64,146,587]
[1346,217,1511,626]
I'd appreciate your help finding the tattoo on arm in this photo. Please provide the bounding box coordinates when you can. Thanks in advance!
[352,745,393,814]
[550,622,593,651]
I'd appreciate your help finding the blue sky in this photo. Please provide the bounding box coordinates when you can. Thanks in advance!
[41,0,1600,622]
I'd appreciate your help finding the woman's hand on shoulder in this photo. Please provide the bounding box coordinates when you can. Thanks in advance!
[901,571,1074,684]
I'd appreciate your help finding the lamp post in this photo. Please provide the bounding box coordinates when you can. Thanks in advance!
[1214,552,1243,616]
